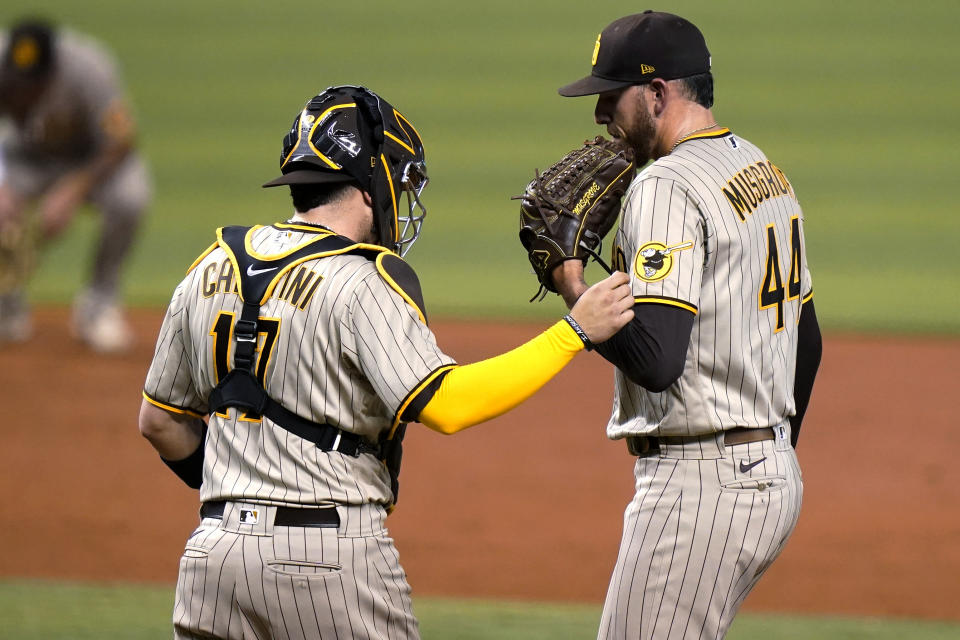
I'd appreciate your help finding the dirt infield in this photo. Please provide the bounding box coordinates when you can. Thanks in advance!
[1,307,958,620]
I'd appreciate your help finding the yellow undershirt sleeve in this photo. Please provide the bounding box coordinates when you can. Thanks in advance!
[419,319,585,435]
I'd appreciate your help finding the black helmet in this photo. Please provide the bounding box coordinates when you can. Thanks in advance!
[263,85,428,256]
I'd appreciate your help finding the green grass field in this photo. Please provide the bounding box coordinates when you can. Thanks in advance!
[3,580,960,640]
[2,0,958,332]
[2,1,959,637]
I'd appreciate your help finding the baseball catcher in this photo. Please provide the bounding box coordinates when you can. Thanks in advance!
[138,84,635,639]
[517,136,635,299]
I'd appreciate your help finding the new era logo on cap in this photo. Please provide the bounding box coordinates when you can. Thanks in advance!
[641,64,656,74]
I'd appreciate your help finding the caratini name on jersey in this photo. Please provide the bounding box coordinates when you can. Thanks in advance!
[200,258,323,310]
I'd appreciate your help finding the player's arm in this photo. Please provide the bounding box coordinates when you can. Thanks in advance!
[71,98,136,187]
[551,260,693,391]
[791,297,822,447]
[140,279,207,488]
[138,398,206,489]
[592,304,693,390]
[411,272,634,434]
[39,96,137,237]
[65,45,139,192]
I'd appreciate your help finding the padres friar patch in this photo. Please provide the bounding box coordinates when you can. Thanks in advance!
[634,240,694,282]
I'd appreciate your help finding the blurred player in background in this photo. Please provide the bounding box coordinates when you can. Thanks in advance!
[0,17,151,352]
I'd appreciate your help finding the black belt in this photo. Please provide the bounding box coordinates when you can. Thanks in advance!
[626,427,776,457]
[200,501,340,528]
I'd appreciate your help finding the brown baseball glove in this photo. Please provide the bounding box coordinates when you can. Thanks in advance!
[516,136,635,300]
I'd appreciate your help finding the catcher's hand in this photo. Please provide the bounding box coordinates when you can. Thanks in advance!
[516,136,635,300]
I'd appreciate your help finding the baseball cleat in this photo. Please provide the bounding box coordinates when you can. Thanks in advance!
[71,293,133,354]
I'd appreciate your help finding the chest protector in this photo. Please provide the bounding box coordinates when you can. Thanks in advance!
[207,224,415,505]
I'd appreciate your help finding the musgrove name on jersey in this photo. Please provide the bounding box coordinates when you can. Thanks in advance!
[721,160,794,221]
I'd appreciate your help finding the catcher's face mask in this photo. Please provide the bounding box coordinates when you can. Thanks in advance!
[394,158,428,256]
[367,96,429,257]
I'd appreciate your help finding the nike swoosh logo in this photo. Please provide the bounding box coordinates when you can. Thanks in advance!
[739,457,767,473]
[246,265,278,276]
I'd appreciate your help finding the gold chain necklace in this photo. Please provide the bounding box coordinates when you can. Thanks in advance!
[669,122,719,153]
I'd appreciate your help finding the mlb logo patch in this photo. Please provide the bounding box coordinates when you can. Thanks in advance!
[239,509,260,525]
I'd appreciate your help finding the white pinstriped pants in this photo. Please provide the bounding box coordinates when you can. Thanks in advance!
[172,502,419,640]
[598,424,803,640]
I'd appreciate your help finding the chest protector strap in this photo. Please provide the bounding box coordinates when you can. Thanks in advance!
[207,225,385,458]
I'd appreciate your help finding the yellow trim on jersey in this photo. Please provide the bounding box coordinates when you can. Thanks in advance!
[389,364,458,437]
[375,253,426,325]
[417,320,584,435]
[142,391,205,418]
[633,296,699,314]
[674,127,731,147]
[187,241,220,274]
[801,290,814,305]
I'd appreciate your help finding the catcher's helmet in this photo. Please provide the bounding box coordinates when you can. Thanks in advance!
[263,85,428,256]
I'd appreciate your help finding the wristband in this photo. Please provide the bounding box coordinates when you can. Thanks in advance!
[161,436,205,489]
[563,314,594,351]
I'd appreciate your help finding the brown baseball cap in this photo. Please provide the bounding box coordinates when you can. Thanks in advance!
[558,11,711,97]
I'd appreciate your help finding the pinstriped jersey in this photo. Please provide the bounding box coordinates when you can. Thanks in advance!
[607,130,813,438]
[144,223,456,506]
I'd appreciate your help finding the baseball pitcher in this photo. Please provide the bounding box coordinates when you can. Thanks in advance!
[519,12,823,640]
